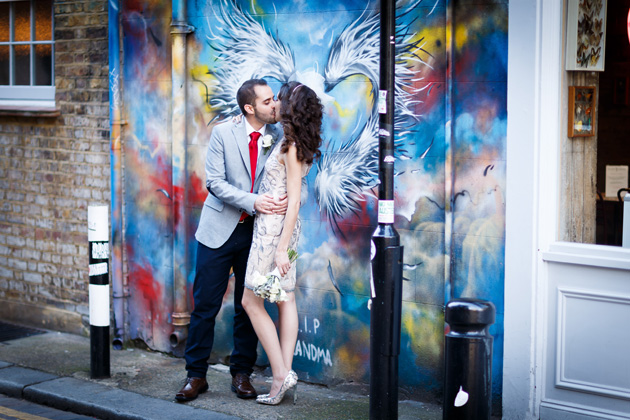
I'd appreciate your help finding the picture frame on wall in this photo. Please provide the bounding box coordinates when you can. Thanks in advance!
[568,86,596,137]
[565,0,607,71]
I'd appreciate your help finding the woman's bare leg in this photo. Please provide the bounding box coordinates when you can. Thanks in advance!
[242,288,289,396]
[277,292,298,370]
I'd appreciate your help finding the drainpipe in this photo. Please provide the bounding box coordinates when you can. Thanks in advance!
[444,0,455,303]
[108,0,126,350]
[169,0,194,350]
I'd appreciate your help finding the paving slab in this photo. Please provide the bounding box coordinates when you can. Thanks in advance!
[0,366,58,398]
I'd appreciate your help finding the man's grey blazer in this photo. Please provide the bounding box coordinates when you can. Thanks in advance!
[195,119,283,249]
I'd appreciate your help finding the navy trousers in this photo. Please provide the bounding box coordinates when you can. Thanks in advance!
[184,220,258,378]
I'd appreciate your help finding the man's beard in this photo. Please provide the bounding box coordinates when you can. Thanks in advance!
[254,107,276,125]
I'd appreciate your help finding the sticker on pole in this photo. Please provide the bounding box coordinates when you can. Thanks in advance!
[454,386,469,407]
[89,262,108,277]
[378,200,394,224]
[378,90,387,114]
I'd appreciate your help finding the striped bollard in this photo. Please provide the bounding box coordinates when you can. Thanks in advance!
[88,205,111,378]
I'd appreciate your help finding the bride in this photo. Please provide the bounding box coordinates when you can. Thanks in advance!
[241,81,323,405]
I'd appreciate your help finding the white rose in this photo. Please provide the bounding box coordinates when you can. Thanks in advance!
[269,284,280,296]
[278,289,288,302]
[261,134,274,148]
[251,272,268,288]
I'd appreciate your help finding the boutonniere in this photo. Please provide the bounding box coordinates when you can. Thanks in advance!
[261,134,275,155]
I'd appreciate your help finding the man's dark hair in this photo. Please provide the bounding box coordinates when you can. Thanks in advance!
[236,79,268,115]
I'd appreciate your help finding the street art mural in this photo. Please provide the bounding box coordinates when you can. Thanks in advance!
[118,0,507,405]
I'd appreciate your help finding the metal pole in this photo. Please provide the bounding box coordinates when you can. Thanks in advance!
[88,205,111,379]
[370,0,403,418]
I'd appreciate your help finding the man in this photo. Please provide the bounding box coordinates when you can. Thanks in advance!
[176,79,285,402]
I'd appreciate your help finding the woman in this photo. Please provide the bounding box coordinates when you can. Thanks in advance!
[241,81,323,405]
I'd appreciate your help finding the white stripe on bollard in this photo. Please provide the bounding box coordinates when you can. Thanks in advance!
[89,284,111,327]
[88,206,109,242]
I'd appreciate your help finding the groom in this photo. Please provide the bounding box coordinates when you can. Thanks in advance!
[176,79,285,402]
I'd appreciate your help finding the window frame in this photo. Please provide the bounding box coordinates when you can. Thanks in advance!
[0,0,55,109]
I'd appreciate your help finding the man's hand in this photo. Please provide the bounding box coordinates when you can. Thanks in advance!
[254,193,289,215]
[273,194,288,215]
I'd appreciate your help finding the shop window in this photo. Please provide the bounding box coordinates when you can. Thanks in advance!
[594,3,630,246]
[561,0,630,246]
[0,0,55,108]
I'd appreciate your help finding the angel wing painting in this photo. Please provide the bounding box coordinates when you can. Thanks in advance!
[199,0,437,229]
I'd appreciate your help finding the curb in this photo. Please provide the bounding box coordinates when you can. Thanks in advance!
[0,363,239,420]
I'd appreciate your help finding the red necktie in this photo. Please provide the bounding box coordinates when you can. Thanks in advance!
[248,131,260,191]
[240,131,260,222]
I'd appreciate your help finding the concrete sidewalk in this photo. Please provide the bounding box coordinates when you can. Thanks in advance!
[0,331,442,419]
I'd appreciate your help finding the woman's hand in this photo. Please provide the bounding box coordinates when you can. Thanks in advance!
[275,249,291,277]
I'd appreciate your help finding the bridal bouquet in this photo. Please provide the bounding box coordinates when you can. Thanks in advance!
[250,249,298,303]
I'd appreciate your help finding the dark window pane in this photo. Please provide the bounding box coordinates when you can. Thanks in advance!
[35,44,52,85]
[14,1,31,42]
[14,45,30,85]
[35,1,52,41]
[0,46,8,85]
[0,3,9,42]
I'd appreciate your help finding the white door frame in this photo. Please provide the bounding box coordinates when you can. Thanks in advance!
[504,0,564,418]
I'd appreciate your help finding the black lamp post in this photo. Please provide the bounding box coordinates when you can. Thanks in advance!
[369,0,404,418]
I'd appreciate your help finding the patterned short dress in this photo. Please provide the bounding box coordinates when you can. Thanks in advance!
[244,139,310,293]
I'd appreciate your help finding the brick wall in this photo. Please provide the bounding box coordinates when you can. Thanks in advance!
[0,0,110,334]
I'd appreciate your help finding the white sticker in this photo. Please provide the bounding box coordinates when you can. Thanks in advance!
[370,269,376,298]
[91,242,109,260]
[454,386,469,407]
[89,284,110,327]
[378,90,387,114]
[89,262,108,277]
[378,200,394,224]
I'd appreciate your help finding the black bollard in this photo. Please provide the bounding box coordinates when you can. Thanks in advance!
[443,298,495,420]
[88,206,111,379]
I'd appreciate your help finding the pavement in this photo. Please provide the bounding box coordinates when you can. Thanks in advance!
[0,330,443,419]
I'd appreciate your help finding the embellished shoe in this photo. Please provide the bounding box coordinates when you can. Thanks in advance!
[256,370,298,405]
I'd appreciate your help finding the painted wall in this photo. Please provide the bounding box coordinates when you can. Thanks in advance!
[118,0,507,404]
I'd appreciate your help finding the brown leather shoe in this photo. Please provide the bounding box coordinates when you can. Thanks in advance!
[231,373,257,399]
[175,377,208,402]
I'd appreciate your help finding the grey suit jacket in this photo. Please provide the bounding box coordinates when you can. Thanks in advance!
[195,119,283,249]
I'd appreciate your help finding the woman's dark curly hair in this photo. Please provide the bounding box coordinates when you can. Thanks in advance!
[277,81,323,165]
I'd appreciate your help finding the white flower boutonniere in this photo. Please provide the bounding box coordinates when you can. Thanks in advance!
[261,134,275,155]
